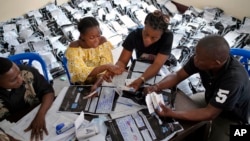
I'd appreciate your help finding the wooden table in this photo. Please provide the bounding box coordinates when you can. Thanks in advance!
[170,90,210,141]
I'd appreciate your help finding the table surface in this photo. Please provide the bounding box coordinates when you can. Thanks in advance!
[5,87,209,141]
[170,90,210,141]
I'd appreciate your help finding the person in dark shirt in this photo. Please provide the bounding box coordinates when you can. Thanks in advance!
[0,57,55,141]
[144,35,250,141]
[103,10,173,91]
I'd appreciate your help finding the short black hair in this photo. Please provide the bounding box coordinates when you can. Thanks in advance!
[77,16,99,34]
[197,35,230,62]
[0,57,13,75]
[144,10,170,32]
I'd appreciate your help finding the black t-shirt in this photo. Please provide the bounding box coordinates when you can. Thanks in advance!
[184,55,250,123]
[122,28,173,59]
[0,65,54,120]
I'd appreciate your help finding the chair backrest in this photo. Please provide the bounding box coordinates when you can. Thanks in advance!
[62,55,73,85]
[230,48,250,76]
[8,52,50,82]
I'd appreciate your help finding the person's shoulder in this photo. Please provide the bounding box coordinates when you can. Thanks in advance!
[18,65,40,78]
[161,31,173,41]
[99,36,107,45]
[18,65,39,74]
[69,40,80,48]
[126,28,142,39]
[99,37,114,50]
[134,28,143,34]
[163,30,173,36]
[18,64,33,70]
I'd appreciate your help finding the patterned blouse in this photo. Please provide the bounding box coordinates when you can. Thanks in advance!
[65,41,114,83]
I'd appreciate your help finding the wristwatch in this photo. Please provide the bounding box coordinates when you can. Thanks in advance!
[139,76,145,83]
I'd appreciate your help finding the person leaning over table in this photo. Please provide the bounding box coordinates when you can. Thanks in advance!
[102,10,174,91]
[65,16,124,85]
[144,35,250,141]
[0,57,55,141]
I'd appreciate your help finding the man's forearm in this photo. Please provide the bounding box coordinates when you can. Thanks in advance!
[156,74,179,90]
[36,93,54,117]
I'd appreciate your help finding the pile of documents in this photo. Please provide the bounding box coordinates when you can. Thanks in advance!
[0,0,249,90]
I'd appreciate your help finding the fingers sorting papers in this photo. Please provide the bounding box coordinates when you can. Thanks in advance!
[83,87,101,99]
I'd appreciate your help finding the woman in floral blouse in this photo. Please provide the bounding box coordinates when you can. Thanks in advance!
[65,17,123,84]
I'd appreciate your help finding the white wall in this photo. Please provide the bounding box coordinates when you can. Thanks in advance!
[0,0,69,22]
[174,0,250,21]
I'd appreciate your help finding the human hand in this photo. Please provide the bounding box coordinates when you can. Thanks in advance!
[156,102,172,117]
[24,115,48,141]
[143,85,159,94]
[90,84,98,92]
[128,78,143,91]
[108,65,124,75]
[103,71,114,82]
[83,87,100,99]
[88,85,99,98]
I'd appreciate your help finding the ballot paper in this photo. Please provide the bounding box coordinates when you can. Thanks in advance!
[119,15,137,29]
[146,92,165,114]
[58,85,119,114]
[105,108,183,141]
[127,60,167,85]
[75,112,108,141]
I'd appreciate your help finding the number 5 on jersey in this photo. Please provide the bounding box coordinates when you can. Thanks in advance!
[216,89,229,103]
